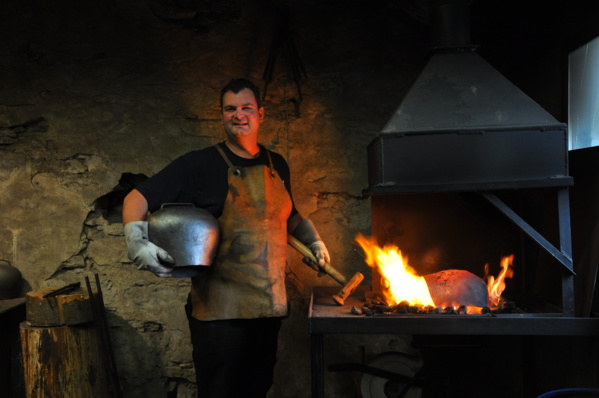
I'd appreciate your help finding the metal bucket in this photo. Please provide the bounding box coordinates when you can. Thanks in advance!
[148,204,219,277]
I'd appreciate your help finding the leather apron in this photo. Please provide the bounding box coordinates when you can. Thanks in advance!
[190,145,292,321]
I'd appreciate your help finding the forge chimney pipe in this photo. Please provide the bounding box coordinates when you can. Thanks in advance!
[428,0,474,51]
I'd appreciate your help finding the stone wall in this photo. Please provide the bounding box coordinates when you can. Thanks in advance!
[0,1,429,396]
[1,1,593,397]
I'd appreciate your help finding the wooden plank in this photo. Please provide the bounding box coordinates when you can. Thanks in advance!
[0,297,25,315]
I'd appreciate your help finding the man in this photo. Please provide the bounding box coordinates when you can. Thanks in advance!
[122,78,330,397]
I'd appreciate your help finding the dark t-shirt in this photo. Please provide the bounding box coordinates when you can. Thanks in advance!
[135,142,297,219]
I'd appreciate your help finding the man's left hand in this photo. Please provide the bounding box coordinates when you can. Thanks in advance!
[308,240,330,268]
[292,218,331,267]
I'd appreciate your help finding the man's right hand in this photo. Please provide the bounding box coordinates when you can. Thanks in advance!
[124,221,174,275]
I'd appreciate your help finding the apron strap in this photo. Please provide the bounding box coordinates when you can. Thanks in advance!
[215,144,242,176]
[264,147,276,177]
[216,143,276,177]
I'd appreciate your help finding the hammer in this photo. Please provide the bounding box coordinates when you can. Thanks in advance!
[287,234,364,305]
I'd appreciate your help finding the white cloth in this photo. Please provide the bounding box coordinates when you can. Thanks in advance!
[293,218,331,267]
[124,221,174,276]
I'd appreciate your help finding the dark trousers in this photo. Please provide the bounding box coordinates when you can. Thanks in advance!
[186,301,282,398]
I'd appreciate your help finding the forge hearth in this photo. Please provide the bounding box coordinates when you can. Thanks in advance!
[350,288,520,317]
[309,286,599,336]
[364,52,576,316]
[368,191,575,316]
[364,0,577,319]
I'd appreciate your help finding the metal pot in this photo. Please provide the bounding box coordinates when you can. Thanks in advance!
[0,263,22,299]
[148,204,220,277]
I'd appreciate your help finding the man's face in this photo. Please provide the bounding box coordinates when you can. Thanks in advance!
[221,88,264,141]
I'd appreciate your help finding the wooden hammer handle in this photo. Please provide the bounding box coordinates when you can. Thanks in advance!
[287,234,348,286]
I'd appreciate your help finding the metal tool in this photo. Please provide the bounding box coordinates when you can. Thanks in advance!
[287,234,364,305]
[42,282,81,298]
[262,4,306,105]
[85,274,122,398]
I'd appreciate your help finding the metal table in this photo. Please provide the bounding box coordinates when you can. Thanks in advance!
[308,286,599,398]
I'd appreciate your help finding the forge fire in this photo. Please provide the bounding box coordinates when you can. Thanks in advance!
[355,234,515,315]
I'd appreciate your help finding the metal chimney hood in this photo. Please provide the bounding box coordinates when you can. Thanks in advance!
[366,0,571,195]
[381,51,564,133]
[366,49,571,195]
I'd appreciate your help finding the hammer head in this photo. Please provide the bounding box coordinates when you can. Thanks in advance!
[332,272,364,305]
[332,294,346,306]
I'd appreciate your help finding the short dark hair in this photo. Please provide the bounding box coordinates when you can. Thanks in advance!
[220,78,262,109]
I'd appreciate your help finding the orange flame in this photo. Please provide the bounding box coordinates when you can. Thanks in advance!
[485,254,514,307]
[355,233,435,307]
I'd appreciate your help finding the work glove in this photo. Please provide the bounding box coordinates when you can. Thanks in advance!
[292,218,331,268]
[124,221,174,276]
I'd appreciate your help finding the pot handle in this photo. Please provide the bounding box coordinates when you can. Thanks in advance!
[159,203,195,209]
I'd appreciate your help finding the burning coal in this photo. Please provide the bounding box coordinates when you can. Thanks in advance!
[355,234,514,314]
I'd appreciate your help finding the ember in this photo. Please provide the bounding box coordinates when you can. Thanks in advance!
[349,291,520,316]
[355,234,515,314]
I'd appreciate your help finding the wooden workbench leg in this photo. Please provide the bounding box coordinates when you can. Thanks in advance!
[311,333,324,398]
